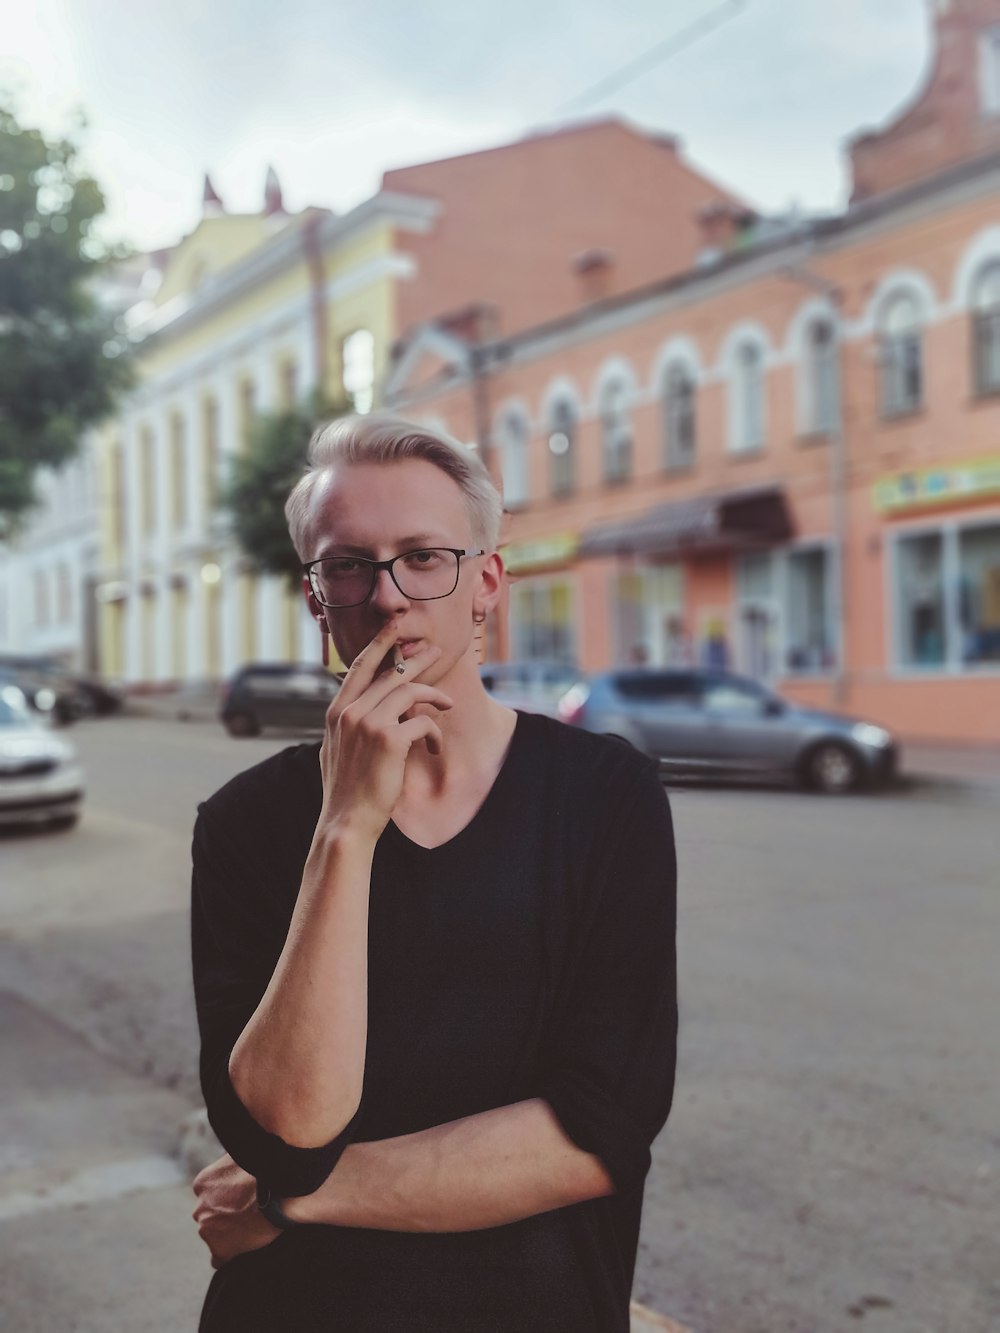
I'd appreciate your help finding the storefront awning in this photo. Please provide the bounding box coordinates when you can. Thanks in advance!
[578,486,793,559]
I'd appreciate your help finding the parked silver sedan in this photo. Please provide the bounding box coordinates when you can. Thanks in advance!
[558,668,899,794]
[0,686,84,828]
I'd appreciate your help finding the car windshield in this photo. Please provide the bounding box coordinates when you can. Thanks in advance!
[0,687,33,726]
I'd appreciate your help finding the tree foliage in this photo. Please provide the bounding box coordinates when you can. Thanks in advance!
[0,104,133,539]
[219,395,352,586]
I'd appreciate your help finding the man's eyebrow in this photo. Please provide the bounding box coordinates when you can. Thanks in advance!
[314,535,450,558]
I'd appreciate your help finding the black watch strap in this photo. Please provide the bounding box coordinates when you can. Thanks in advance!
[256,1179,303,1230]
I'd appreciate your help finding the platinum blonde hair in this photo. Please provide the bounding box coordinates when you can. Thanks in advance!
[285,415,503,562]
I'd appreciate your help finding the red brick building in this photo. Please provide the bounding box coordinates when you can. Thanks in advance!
[385,0,1000,746]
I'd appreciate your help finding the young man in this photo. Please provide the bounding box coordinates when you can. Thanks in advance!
[190,416,678,1332]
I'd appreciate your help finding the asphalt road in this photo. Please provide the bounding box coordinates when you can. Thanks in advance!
[0,714,997,1333]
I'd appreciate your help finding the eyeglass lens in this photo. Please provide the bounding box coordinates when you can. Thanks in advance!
[311,549,460,607]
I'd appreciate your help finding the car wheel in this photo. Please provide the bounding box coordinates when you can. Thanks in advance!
[803,741,861,795]
[225,711,260,738]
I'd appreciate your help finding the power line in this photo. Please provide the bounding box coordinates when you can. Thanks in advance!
[552,0,750,116]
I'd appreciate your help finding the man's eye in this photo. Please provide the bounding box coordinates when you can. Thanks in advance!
[326,558,360,574]
[405,549,441,567]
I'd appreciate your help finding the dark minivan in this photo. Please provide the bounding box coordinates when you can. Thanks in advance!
[220,662,340,737]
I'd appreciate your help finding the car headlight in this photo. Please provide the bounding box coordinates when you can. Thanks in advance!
[851,723,891,748]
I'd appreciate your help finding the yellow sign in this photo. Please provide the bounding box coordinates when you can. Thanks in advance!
[501,532,579,575]
[874,456,1000,513]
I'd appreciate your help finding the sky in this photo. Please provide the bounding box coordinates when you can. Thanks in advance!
[1,0,932,253]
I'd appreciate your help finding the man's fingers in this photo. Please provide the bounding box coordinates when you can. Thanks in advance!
[333,621,401,706]
[368,682,453,727]
[397,714,445,756]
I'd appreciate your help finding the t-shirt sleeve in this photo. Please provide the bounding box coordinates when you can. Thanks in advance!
[537,758,678,1196]
[191,803,362,1198]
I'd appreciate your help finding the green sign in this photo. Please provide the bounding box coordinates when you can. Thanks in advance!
[874,455,1000,513]
[501,532,579,574]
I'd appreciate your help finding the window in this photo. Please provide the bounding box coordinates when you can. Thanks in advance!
[703,676,770,717]
[599,378,632,484]
[732,342,764,451]
[663,363,696,469]
[973,264,1000,396]
[110,440,126,552]
[497,410,529,509]
[613,672,699,703]
[879,293,923,417]
[958,524,1000,665]
[169,412,187,530]
[34,569,50,629]
[547,398,576,497]
[979,27,1000,116]
[202,396,220,511]
[280,358,298,411]
[786,548,835,672]
[140,427,156,536]
[57,563,72,623]
[342,330,375,414]
[804,319,839,435]
[238,377,257,450]
[509,577,576,661]
[896,532,946,668]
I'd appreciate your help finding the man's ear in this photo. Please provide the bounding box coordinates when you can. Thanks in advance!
[473,550,505,620]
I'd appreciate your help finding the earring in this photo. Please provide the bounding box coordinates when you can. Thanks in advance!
[473,611,486,625]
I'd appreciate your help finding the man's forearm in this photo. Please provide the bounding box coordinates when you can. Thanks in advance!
[284,1098,614,1232]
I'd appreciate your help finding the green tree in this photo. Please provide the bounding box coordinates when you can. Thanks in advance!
[0,103,133,539]
[219,395,351,586]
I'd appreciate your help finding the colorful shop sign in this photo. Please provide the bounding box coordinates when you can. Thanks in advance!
[874,455,1000,514]
[501,532,579,575]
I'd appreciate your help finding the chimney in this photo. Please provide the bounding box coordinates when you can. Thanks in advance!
[437,301,500,344]
[572,248,614,303]
[695,202,756,264]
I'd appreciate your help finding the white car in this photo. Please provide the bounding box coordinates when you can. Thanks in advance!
[0,685,84,829]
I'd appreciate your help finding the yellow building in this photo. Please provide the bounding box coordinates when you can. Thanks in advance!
[96,172,436,686]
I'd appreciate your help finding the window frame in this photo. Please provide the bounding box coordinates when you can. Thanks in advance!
[547,396,577,498]
[662,361,697,471]
[497,407,531,511]
[878,292,924,419]
[729,338,767,454]
[598,377,634,485]
[802,317,840,438]
[886,512,1000,678]
[972,262,1000,398]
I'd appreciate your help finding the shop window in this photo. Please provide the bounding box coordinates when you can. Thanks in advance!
[972,263,1000,396]
[497,409,530,510]
[663,363,696,470]
[599,378,632,484]
[879,293,923,417]
[342,330,375,414]
[786,548,835,672]
[509,578,575,662]
[731,341,765,452]
[804,319,839,435]
[958,524,1000,665]
[547,398,576,498]
[896,532,946,668]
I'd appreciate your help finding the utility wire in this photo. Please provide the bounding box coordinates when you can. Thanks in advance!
[552,0,750,116]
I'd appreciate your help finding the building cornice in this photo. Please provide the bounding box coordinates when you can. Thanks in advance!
[132,190,440,348]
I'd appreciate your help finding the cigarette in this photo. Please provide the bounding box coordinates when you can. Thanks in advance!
[392,645,405,671]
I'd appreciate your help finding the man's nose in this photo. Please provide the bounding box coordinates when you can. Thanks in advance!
[369,566,410,616]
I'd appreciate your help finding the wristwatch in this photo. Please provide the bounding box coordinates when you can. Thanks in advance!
[256,1179,304,1230]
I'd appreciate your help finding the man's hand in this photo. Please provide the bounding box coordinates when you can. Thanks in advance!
[192,1153,281,1269]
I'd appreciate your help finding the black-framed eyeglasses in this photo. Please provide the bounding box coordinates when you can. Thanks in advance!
[303,547,485,609]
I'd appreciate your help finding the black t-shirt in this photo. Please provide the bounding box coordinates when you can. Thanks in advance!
[192,711,678,1332]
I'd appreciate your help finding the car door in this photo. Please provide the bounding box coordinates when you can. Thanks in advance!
[286,666,339,729]
[613,672,706,764]
[697,675,795,772]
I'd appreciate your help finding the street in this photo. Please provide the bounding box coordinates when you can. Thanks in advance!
[0,715,997,1333]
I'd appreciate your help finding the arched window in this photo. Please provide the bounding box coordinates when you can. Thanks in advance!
[732,341,765,451]
[599,378,632,484]
[663,362,696,469]
[547,397,576,497]
[497,409,530,510]
[973,263,1000,396]
[804,319,839,435]
[879,293,923,416]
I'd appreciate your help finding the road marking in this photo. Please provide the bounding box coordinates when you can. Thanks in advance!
[0,1155,187,1222]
